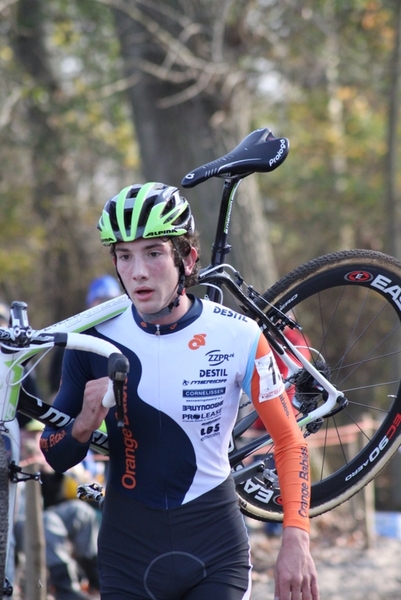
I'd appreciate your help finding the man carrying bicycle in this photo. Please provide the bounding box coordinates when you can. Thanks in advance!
[40,182,319,600]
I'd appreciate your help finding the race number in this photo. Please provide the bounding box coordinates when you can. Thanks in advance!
[255,352,284,402]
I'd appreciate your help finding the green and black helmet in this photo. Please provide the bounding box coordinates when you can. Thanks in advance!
[98,182,195,246]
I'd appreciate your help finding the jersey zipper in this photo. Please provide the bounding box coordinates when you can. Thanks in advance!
[154,325,168,507]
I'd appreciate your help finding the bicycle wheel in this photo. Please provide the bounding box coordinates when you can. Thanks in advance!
[234,249,401,520]
[0,434,9,591]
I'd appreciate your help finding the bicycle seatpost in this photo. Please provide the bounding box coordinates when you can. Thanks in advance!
[108,353,130,427]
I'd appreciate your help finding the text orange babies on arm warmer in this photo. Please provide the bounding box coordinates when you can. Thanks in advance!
[250,334,311,532]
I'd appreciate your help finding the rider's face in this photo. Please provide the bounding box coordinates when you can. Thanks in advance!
[114,238,196,323]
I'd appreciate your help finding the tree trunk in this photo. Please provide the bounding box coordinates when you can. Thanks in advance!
[383,0,401,510]
[112,1,278,292]
[11,0,92,323]
[384,0,401,260]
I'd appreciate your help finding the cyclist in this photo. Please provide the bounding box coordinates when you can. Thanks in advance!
[40,182,319,600]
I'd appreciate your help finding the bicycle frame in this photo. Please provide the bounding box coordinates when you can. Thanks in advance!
[197,176,345,427]
[9,180,343,464]
[0,127,354,593]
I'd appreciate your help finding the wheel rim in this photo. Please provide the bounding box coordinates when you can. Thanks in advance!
[233,253,401,520]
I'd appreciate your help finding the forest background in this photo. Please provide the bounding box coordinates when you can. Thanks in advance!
[1,0,401,491]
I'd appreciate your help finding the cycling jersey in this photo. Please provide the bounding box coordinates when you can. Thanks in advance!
[40,295,310,598]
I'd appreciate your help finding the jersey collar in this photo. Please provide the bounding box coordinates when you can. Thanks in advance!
[132,294,202,335]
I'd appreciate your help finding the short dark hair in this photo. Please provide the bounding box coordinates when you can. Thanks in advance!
[171,231,201,289]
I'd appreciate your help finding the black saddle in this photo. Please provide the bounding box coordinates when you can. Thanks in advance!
[181,128,289,188]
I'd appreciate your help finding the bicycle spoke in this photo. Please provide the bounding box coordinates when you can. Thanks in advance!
[233,250,401,521]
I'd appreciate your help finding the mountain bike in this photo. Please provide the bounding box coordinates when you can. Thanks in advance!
[2,127,401,595]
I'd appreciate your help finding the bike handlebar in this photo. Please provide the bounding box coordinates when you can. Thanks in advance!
[104,352,130,427]
[0,327,130,426]
[60,334,130,425]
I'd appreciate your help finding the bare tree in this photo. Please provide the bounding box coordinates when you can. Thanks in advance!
[109,0,279,290]
[10,0,94,322]
[384,0,401,260]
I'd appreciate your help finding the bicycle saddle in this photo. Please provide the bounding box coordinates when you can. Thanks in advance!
[181,127,289,188]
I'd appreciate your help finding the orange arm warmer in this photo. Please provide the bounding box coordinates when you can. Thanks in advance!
[250,335,310,532]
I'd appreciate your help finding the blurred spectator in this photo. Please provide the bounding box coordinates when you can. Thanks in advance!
[0,300,9,326]
[85,274,121,308]
[15,420,101,600]
[48,275,121,395]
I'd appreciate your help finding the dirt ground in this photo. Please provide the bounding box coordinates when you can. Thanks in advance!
[248,510,401,600]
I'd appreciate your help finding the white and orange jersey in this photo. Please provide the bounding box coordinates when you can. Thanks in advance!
[41,295,310,532]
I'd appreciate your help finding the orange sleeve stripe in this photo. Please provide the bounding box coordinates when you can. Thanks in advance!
[251,336,310,532]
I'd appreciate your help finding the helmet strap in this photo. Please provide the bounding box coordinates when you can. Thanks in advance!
[111,252,130,299]
[122,258,187,323]
[167,266,186,312]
